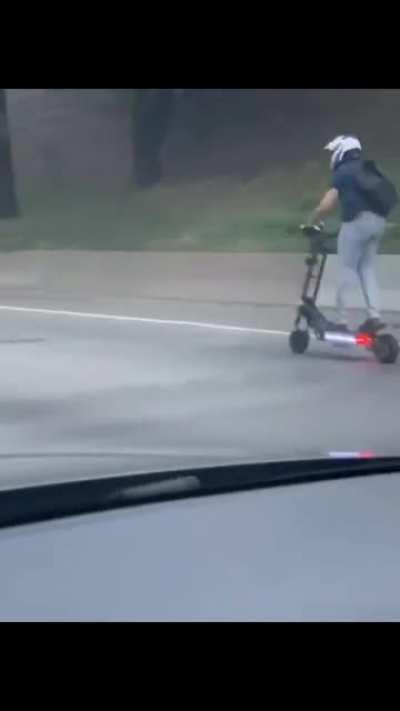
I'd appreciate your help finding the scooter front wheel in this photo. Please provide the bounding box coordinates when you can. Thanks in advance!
[372,334,399,364]
[289,329,310,355]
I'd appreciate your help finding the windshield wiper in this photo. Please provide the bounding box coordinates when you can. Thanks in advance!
[1,456,400,530]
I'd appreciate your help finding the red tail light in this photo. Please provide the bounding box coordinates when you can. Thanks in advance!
[356,332,374,348]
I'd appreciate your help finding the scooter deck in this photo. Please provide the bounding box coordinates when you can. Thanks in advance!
[296,302,376,346]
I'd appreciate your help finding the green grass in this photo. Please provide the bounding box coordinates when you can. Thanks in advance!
[1,161,400,253]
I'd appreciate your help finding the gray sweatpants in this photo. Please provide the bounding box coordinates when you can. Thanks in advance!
[336,211,386,324]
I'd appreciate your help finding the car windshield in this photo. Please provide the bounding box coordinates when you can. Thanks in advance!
[1,88,399,492]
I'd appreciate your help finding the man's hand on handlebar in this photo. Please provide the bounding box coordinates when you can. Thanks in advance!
[300,222,325,235]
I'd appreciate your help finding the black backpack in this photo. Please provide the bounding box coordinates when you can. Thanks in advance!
[356,160,399,217]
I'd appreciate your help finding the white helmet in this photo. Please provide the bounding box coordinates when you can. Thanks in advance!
[324,135,362,169]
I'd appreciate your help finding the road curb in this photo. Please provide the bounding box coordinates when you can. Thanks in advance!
[0,251,399,310]
[0,251,304,305]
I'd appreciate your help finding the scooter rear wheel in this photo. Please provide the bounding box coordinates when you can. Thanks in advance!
[373,334,399,364]
[289,329,310,355]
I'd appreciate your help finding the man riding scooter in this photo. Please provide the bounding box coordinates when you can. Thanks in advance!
[309,135,398,333]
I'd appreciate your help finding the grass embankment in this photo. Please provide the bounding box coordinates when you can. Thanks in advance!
[1,160,399,253]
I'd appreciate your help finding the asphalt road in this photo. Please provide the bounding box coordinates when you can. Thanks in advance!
[1,290,400,489]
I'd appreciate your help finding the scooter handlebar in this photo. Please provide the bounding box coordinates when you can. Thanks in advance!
[300,223,325,237]
[299,223,337,255]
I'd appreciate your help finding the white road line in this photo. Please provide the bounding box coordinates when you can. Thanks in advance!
[0,305,290,337]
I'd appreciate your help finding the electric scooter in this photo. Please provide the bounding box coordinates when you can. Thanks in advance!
[289,224,399,364]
